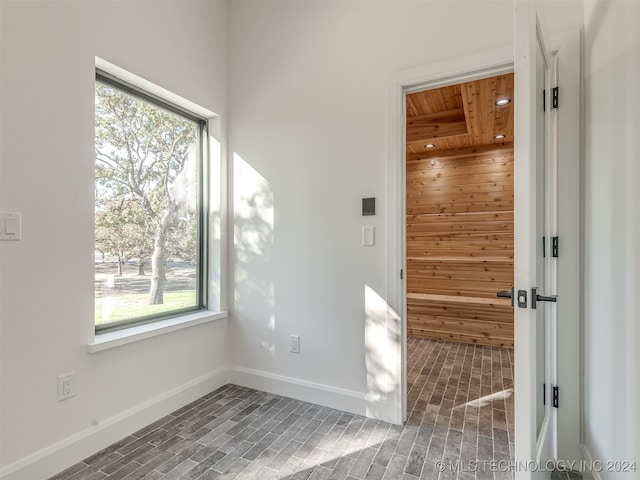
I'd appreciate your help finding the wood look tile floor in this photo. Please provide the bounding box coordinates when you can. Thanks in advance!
[50,338,517,480]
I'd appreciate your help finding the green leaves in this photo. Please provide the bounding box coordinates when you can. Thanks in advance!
[95,82,200,297]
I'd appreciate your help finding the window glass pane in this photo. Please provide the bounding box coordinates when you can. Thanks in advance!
[95,81,205,330]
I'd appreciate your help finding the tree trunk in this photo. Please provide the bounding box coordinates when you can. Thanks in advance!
[117,256,123,276]
[149,210,174,305]
[138,261,146,276]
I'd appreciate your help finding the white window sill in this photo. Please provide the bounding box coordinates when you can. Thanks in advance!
[87,310,227,353]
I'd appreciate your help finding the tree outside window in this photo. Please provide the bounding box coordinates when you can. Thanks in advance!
[94,79,206,331]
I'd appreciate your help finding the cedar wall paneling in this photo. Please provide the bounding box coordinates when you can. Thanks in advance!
[406,143,514,347]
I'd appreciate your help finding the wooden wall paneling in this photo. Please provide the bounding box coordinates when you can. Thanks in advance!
[405,84,515,346]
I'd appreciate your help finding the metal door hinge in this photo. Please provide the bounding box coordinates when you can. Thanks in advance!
[400,269,403,280]
[552,385,559,408]
[552,236,559,257]
[544,384,560,407]
[552,87,559,109]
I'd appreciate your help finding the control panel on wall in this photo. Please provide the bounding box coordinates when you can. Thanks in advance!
[362,198,375,246]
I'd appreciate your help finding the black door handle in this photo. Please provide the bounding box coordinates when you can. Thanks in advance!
[531,287,557,309]
[496,287,514,307]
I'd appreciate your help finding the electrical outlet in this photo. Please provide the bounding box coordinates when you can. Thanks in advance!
[58,372,76,401]
[289,335,300,354]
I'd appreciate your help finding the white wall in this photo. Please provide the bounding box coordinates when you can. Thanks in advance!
[226,0,583,422]
[0,0,601,477]
[0,2,229,478]
[227,0,514,419]
[583,0,640,475]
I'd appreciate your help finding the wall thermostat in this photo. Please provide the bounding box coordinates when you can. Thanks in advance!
[362,197,375,216]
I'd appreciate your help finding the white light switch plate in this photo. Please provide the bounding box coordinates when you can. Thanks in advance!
[289,335,300,354]
[362,226,375,246]
[0,212,21,241]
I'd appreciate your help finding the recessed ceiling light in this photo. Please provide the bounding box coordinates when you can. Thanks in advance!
[425,143,435,148]
[494,134,506,139]
[495,98,511,106]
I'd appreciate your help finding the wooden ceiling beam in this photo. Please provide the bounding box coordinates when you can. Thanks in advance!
[460,86,474,135]
[406,121,468,143]
[406,108,465,125]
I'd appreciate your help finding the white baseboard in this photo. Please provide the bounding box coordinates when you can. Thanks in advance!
[229,365,367,417]
[581,444,604,480]
[1,365,371,480]
[0,367,230,480]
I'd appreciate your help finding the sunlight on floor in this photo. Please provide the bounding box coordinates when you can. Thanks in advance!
[457,388,514,409]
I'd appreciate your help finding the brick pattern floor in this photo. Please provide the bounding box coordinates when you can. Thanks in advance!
[50,338,518,480]
[405,337,515,474]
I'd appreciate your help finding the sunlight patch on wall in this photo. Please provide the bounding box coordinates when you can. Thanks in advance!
[233,153,276,357]
[364,285,401,421]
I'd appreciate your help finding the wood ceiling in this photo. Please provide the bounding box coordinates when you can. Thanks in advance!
[406,73,514,159]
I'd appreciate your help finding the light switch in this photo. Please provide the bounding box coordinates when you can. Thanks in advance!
[5,218,17,235]
[0,212,21,241]
[362,226,375,246]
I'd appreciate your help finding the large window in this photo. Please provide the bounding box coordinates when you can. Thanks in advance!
[94,71,208,333]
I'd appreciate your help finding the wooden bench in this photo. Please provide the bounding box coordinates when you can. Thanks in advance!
[407,292,513,348]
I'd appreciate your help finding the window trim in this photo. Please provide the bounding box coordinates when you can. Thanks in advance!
[96,70,206,124]
[94,72,209,334]
[88,311,227,353]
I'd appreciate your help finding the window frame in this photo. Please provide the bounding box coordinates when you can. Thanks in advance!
[94,70,209,335]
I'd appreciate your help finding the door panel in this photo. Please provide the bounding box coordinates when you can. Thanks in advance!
[514,1,556,477]
[535,29,549,439]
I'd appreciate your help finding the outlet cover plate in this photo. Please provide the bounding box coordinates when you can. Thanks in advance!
[58,372,76,401]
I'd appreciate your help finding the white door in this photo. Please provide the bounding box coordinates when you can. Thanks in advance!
[514,1,557,477]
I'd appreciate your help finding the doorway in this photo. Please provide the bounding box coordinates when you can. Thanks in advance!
[404,73,516,466]
[405,74,515,347]
[386,28,580,474]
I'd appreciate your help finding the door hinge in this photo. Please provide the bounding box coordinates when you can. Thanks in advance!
[552,87,559,109]
[552,385,559,408]
[400,269,403,280]
[542,236,546,258]
[552,236,559,257]
[544,384,560,407]
[543,89,546,112]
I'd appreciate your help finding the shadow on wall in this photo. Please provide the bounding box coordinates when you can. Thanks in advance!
[364,285,401,421]
[233,153,276,359]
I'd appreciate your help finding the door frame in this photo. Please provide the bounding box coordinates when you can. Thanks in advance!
[386,28,581,469]
[386,44,514,426]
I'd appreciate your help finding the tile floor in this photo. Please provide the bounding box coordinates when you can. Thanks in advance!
[50,338,521,480]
